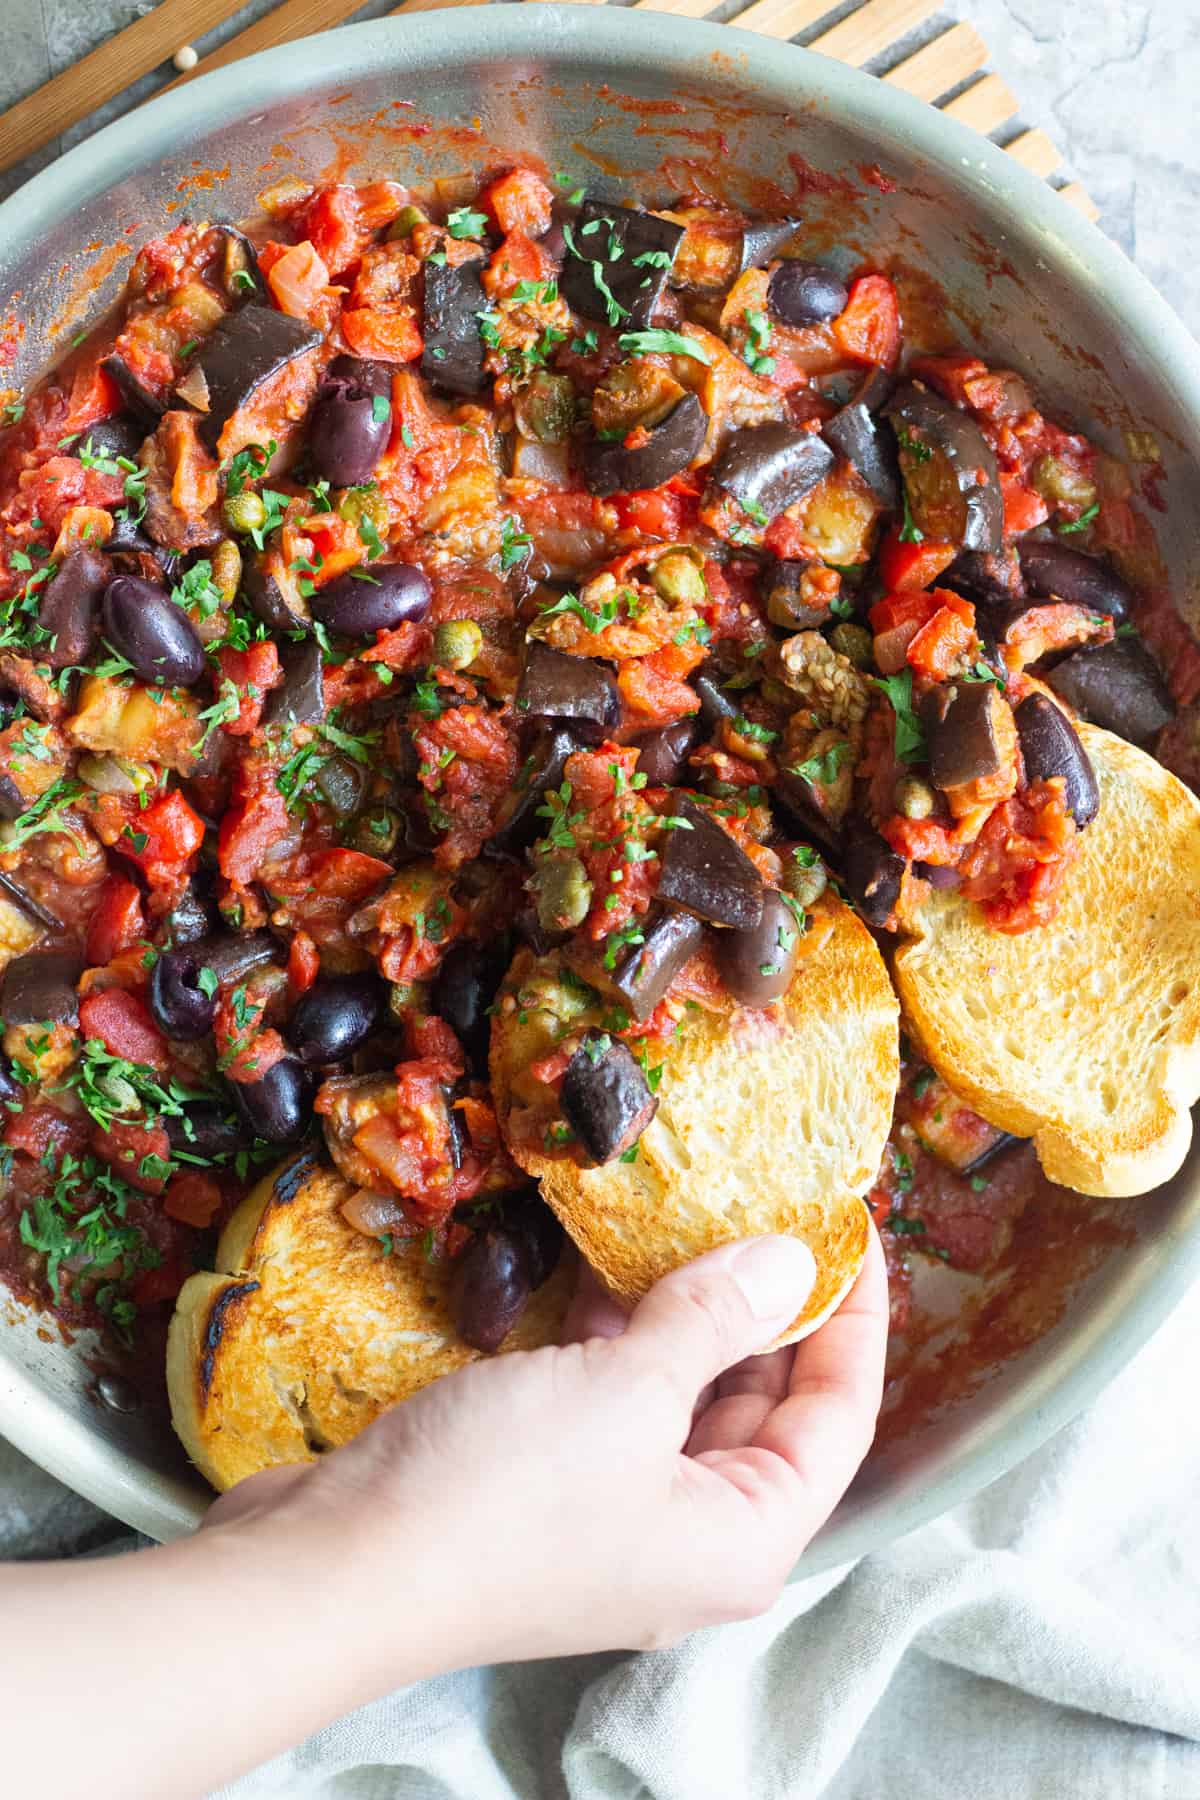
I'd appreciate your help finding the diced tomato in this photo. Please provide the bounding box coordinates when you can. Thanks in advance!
[408,1012,464,1075]
[618,640,705,726]
[78,988,168,1071]
[85,873,146,966]
[163,1171,223,1227]
[131,1256,190,1309]
[482,168,554,239]
[4,1103,80,1161]
[869,590,941,636]
[341,307,423,364]
[216,640,283,736]
[611,483,699,540]
[301,186,370,279]
[266,240,331,320]
[93,1115,172,1193]
[831,275,901,368]
[286,930,320,996]
[305,848,394,902]
[906,593,976,681]
[1000,472,1050,538]
[877,528,958,592]
[219,756,290,886]
[482,230,553,299]
[360,620,432,672]
[907,354,988,409]
[120,790,205,887]
[63,360,121,434]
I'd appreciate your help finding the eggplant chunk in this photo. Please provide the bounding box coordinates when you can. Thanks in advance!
[886,383,1003,554]
[215,226,266,304]
[39,547,109,670]
[738,217,803,274]
[943,546,1025,610]
[715,888,801,1006]
[188,305,322,452]
[821,401,900,509]
[560,199,684,330]
[82,413,146,462]
[0,949,82,1025]
[421,260,488,396]
[693,659,742,729]
[559,1030,658,1165]
[244,556,312,634]
[927,682,1016,792]
[261,638,325,731]
[633,717,699,788]
[1014,692,1099,827]
[656,795,765,929]
[599,905,703,1021]
[764,560,832,631]
[516,640,620,733]
[1018,540,1133,623]
[767,259,848,327]
[432,938,508,1074]
[1045,639,1175,747]
[711,423,835,521]
[101,353,166,426]
[843,827,904,929]
[581,393,707,498]
[486,725,582,856]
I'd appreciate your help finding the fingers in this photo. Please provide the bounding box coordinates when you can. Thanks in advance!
[561,1261,631,1345]
[684,1347,793,1457]
[622,1235,816,1399]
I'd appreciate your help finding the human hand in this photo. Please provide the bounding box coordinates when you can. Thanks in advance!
[209,1228,888,1670]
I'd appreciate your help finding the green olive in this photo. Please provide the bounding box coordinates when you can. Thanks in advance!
[651,551,707,608]
[211,537,242,605]
[827,622,874,669]
[96,1070,139,1116]
[532,855,592,934]
[433,619,484,671]
[222,490,267,536]
[782,852,828,909]
[350,807,402,857]
[386,204,427,240]
[337,486,390,533]
[388,979,428,1020]
[894,773,936,820]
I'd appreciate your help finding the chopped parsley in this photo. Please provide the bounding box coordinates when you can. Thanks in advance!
[742,308,775,376]
[535,781,584,851]
[874,669,926,764]
[789,739,853,788]
[617,329,712,366]
[1055,502,1100,535]
[447,206,489,240]
[499,515,532,572]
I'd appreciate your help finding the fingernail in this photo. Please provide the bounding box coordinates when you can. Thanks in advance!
[729,1235,816,1320]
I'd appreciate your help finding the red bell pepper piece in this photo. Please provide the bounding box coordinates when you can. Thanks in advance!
[831,275,901,368]
[85,873,146,967]
[78,989,169,1071]
[877,527,958,592]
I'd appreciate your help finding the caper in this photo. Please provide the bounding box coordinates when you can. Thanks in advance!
[222,490,267,535]
[386,204,427,241]
[894,774,936,820]
[828,622,874,669]
[315,754,366,817]
[532,855,592,934]
[514,370,576,445]
[96,1070,139,1116]
[433,619,483,672]
[782,851,828,909]
[516,971,594,1022]
[651,551,707,608]
[337,485,390,534]
[350,807,402,857]
[211,537,242,604]
[388,979,428,1021]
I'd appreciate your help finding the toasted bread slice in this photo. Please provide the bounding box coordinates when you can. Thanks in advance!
[894,723,1200,1197]
[491,895,899,1342]
[167,1154,572,1491]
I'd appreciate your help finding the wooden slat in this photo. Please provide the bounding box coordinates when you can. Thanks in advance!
[1058,181,1101,222]
[729,0,840,42]
[635,0,721,16]
[0,0,247,176]
[941,73,1019,135]
[809,0,938,68]
[164,0,366,92]
[1005,127,1060,180]
[883,21,987,102]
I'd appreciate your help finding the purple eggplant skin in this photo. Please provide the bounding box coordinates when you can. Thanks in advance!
[516,639,620,733]
[244,558,312,635]
[821,401,900,509]
[656,794,765,930]
[693,663,741,730]
[843,827,904,929]
[215,226,266,304]
[422,260,489,396]
[0,775,25,821]
[927,681,1016,792]
[0,949,83,1026]
[942,546,1025,611]
[581,393,707,498]
[598,905,704,1021]
[80,413,145,462]
[0,871,62,933]
[711,423,835,521]
[764,559,834,631]
[39,547,109,670]
[885,383,1004,555]
[559,1030,659,1165]
[767,260,849,326]
[307,371,391,487]
[486,725,582,857]
[739,217,803,274]
[633,716,699,787]
[261,637,326,731]
[1014,693,1099,828]
[1045,639,1175,747]
[1017,540,1132,623]
[715,888,802,1007]
[559,199,684,330]
[432,938,509,1074]
[188,305,322,452]
[101,353,166,426]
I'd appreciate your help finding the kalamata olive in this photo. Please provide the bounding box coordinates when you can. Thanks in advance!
[148,949,217,1041]
[843,828,904,928]
[82,413,146,462]
[40,548,109,670]
[0,1061,21,1106]
[1014,692,1100,827]
[166,1101,250,1160]
[163,880,216,946]
[767,259,849,326]
[310,564,431,638]
[231,1056,314,1145]
[714,888,802,1006]
[290,974,383,1066]
[452,1226,533,1353]
[0,949,82,1024]
[502,1188,564,1289]
[101,575,206,687]
[633,717,699,787]
[308,375,391,488]
[430,939,508,1074]
[1018,539,1133,622]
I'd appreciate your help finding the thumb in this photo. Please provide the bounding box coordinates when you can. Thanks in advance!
[621,1235,816,1395]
